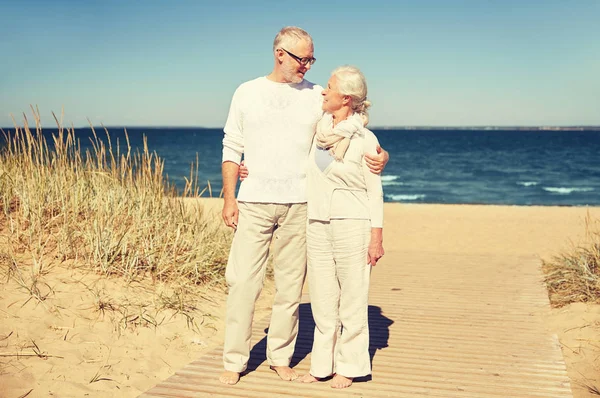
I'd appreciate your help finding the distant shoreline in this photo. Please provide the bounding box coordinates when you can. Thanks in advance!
[2,126,600,132]
[374,126,600,131]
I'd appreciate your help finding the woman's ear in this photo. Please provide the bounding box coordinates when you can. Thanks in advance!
[343,95,351,105]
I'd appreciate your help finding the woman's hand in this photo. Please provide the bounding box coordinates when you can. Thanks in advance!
[367,228,384,266]
[364,145,389,174]
[239,160,249,180]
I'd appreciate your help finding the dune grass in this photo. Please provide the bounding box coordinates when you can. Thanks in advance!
[0,108,231,302]
[543,212,600,307]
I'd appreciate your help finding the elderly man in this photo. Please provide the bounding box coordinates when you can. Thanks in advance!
[219,26,388,385]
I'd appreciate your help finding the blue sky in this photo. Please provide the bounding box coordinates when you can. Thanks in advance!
[1,0,599,127]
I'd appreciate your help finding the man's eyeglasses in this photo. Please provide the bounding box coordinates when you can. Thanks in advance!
[280,48,316,66]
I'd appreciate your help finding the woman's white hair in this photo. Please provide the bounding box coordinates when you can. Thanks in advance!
[273,26,313,52]
[331,65,371,125]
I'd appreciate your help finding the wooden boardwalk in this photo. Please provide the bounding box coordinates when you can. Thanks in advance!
[140,251,572,397]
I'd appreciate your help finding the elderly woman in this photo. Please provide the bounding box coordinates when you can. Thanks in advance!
[300,65,384,388]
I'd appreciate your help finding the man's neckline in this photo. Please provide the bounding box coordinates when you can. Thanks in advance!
[263,76,303,87]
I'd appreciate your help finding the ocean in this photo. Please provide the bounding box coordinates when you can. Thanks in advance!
[2,127,600,206]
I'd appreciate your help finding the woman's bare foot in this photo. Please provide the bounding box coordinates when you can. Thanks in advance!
[331,374,353,389]
[270,365,298,381]
[219,370,240,385]
[298,374,320,383]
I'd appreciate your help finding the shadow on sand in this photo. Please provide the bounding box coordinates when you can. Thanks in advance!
[244,303,394,383]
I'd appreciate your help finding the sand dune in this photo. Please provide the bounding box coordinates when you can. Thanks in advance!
[1,201,599,397]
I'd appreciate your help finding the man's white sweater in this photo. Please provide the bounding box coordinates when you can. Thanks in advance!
[222,77,324,203]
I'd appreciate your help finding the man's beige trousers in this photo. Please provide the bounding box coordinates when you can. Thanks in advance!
[223,202,307,373]
[307,218,372,378]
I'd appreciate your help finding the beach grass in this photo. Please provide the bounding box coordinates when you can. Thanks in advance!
[0,108,231,303]
[543,211,600,307]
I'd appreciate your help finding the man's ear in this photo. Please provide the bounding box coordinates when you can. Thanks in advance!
[275,48,285,63]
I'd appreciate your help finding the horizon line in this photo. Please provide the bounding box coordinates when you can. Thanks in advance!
[2,124,600,130]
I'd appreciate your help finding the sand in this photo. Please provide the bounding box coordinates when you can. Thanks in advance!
[1,201,599,397]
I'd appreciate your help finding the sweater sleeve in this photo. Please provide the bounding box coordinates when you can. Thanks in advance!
[362,131,384,228]
[222,86,244,164]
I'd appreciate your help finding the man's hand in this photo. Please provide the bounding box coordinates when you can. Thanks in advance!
[221,161,240,229]
[364,145,389,174]
[222,199,239,230]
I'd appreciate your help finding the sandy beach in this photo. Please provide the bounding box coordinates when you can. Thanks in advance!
[1,201,599,397]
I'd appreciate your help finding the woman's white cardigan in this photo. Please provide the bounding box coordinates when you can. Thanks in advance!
[307,114,384,228]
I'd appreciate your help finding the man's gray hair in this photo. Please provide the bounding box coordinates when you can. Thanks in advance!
[273,26,313,52]
[332,65,372,124]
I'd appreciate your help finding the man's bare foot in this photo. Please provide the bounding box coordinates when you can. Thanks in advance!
[219,370,240,385]
[298,374,320,383]
[331,374,353,389]
[270,365,298,381]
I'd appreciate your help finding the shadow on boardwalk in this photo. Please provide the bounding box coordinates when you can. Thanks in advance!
[243,303,394,381]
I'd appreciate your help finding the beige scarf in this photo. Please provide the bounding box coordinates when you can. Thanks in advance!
[316,113,365,161]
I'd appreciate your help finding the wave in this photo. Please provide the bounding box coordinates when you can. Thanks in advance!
[381,175,403,186]
[386,194,426,201]
[517,181,538,187]
[382,181,404,186]
[543,187,594,194]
